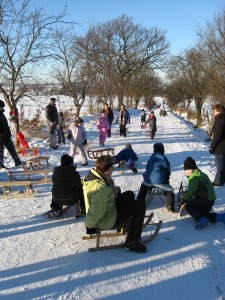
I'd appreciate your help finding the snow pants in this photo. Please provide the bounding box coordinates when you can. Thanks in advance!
[99,128,107,145]
[120,124,127,137]
[69,143,88,165]
[114,191,146,243]
[185,196,216,222]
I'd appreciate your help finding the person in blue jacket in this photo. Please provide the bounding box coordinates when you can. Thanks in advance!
[114,144,138,173]
[136,143,175,212]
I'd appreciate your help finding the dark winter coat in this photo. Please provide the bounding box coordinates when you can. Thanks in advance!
[45,103,59,124]
[141,112,146,123]
[143,152,170,185]
[116,109,130,125]
[114,147,138,165]
[0,110,11,140]
[52,165,83,204]
[102,107,114,124]
[210,111,225,155]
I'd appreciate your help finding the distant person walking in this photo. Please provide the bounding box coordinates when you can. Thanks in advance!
[209,104,225,186]
[45,97,59,149]
[97,113,110,146]
[0,100,21,167]
[144,111,157,139]
[67,116,88,166]
[116,104,130,137]
[101,103,114,137]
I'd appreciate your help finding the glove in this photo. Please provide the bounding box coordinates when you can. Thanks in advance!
[209,148,213,154]
[115,187,121,195]
[143,125,146,129]
[67,133,72,140]
[86,227,97,235]
[83,139,87,146]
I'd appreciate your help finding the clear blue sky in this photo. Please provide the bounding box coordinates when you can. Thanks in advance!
[31,0,224,55]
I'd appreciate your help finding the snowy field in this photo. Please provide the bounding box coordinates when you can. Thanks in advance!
[0,106,225,300]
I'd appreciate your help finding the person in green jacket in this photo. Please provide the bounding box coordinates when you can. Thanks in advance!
[182,157,225,230]
[83,155,147,253]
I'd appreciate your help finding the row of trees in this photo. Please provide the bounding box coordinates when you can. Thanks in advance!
[1,0,225,133]
[166,11,225,126]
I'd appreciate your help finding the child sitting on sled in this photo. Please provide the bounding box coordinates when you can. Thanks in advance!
[181,156,225,230]
[97,113,110,146]
[114,143,138,173]
[47,154,85,217]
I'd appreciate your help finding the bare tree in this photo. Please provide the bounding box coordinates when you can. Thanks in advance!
[167,46,216,126]
[52,28,96,117]
[0,0,67,133]
[87,15,170,108]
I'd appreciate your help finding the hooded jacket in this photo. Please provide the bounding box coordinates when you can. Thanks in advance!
[143,152,170,185]
[184,168,216,202]
[83,168,118,229]
[210,111,225,155]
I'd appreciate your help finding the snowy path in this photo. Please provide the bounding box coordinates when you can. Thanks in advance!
[0,109,225,300]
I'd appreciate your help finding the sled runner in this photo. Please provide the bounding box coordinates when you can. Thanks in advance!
[82,213,162,252]
[178,182,187,216]
[87,147,114,159]
[8,169,52,182]
[0,180,35,198]
[22,156,49,170]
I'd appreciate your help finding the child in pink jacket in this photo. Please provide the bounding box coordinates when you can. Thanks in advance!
[97,113,110,146]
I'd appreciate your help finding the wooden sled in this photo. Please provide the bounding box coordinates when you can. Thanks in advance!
[87,147,114,159]
[20,147,38,156]
[8,169,52,182]
[82,213,163,252]
[22,156,49,170]
[0,180,36,198]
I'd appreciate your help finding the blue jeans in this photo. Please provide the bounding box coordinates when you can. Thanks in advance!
[214,154,225,185]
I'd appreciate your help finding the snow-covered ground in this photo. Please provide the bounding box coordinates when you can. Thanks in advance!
[0,107,225,300]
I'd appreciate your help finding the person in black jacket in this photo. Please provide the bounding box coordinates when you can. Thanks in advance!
[50,154,85,215]
[209,104,225,186]
[45,97,59,149]
[101,103,114,137]
[0,100,21,167]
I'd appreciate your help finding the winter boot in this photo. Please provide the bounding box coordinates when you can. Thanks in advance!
[216,213,225,224]
[195,217,210,230]
[129,164,138,173]
[124,241,148,253]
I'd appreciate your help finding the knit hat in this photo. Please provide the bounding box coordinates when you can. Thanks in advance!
[125,143,132,148]
[183,157,197,170]
[0,100,5,107]
[61,154,74,166]
[75,116,83,124]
